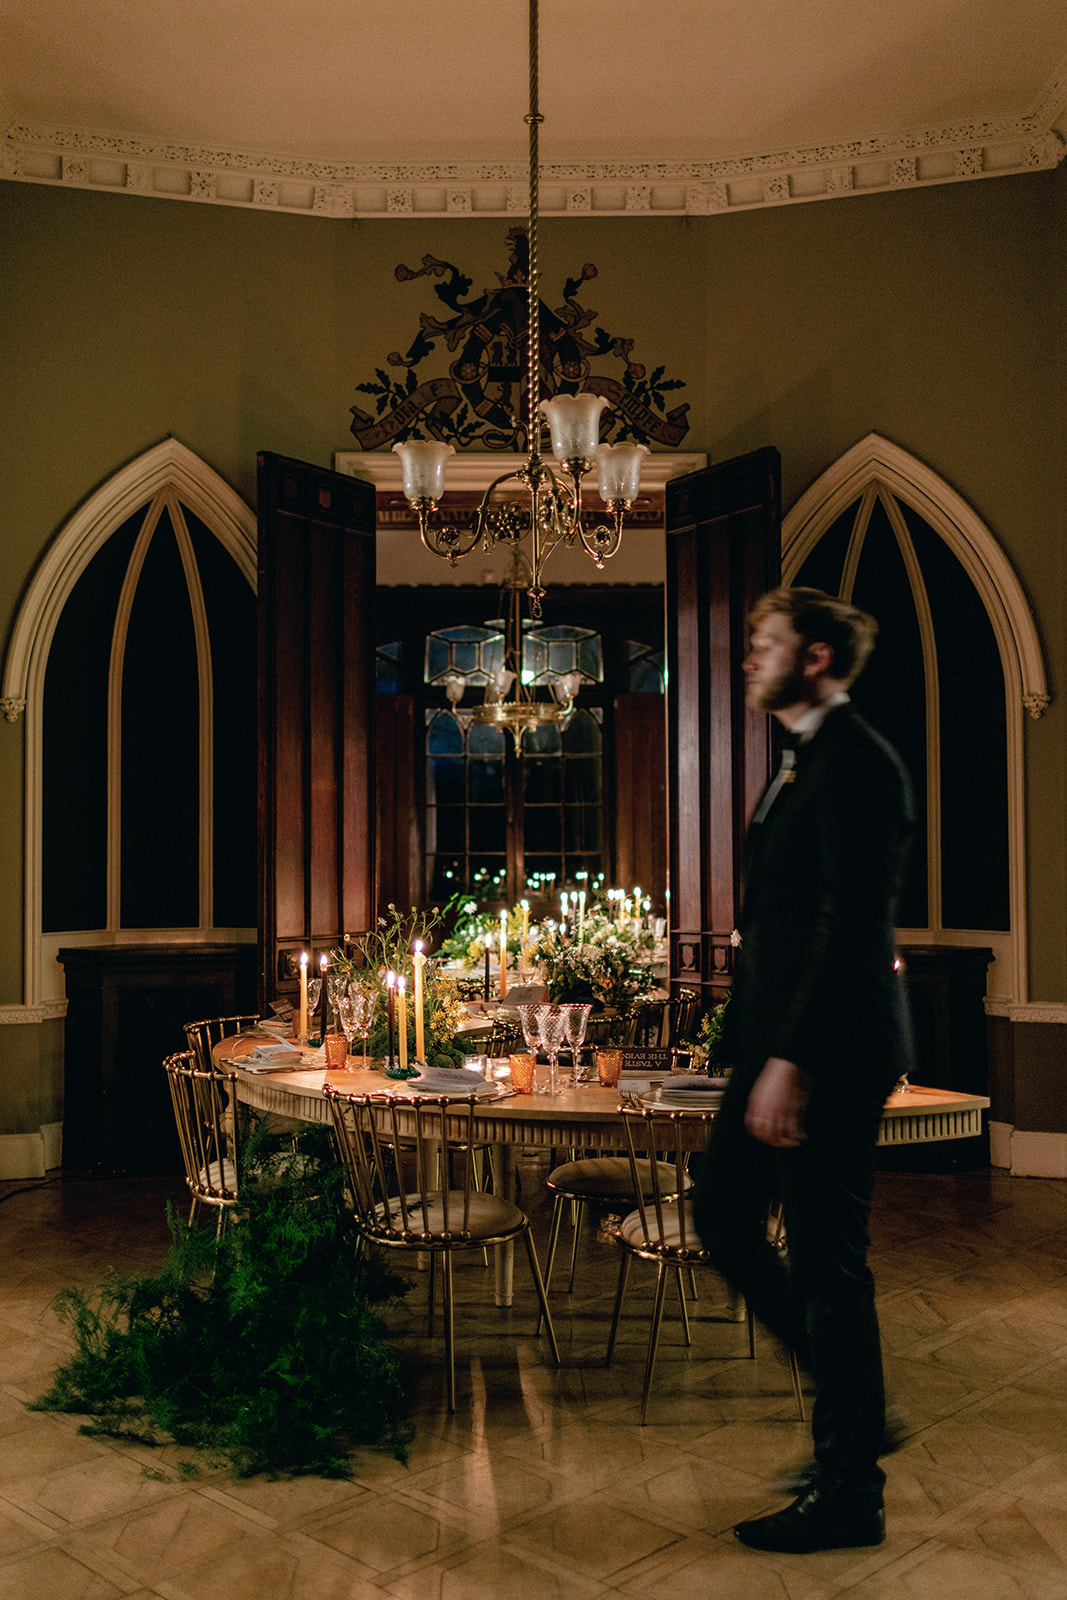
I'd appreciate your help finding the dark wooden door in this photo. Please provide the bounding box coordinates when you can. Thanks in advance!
[256,453,377,1012]
[664,447,781,1007]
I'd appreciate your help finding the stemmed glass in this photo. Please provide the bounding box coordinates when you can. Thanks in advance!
[326,969,349,1036]
[352,984,378,1066]
[518,1003,542,1055]
[534,1003,568,1096]
[298,976,322,1043]
[561,1002,593,1086]
[335,991,357,1068]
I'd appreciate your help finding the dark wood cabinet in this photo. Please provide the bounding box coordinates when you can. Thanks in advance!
[59,943,257,1175]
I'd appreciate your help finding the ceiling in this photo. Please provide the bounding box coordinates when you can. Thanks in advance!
[2,0,1066,221]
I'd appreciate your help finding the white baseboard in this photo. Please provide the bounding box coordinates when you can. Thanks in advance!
[1009,1130,1067,1179]
[988,1120,1012,1169]
[0,1132,46,1180]
[0,1123,63,1180]
[41,1122,63,1170]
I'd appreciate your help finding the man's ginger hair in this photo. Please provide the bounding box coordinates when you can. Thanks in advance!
[750,586,878,686]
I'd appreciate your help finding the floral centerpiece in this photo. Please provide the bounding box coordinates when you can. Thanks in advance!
[534,898,657,1011]
[687,994,732,1074]
[436,893,538,970]
[330,905,469,1069]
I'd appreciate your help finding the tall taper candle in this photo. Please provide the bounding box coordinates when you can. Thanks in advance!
[578,889,586,943]
[386,970,396,1064]
[318,952,328,1036]
[499,909,508,999]
[412,941,426,1062]
[397,977,408,1071]
[298,952,308,1044]
[483,934,491,1001]
[520,899,529,961]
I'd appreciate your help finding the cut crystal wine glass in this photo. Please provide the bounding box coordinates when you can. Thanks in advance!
[518,1003,541,1052]
[326,970,348,1035]
[335,992,357,1068]
[354,984,377,1066]
[561,1002,593,1085]
[535,1003,568,1096]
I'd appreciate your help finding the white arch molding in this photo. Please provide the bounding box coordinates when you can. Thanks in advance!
[781,432,1048,1006]
[1,438,258,1009]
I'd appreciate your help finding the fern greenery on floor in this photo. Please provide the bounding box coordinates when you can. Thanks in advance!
[31,1121,413,1480]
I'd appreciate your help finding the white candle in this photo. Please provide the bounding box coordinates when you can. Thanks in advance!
[578,889,586,942]
[499,909,508,999]
[298,952,308,1044]
[412,941,426,1062]
[398,977,408,1071]
[520,899,529,957]
[318,953,327,1035]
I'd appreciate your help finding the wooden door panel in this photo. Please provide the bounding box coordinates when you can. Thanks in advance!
[256,453,376,1011]
[664,448,780,1007]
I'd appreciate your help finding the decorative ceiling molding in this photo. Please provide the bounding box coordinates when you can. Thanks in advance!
[2,111,1063,221]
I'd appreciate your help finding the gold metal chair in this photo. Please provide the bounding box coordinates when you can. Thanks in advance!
[541,1150,694,1309]
[182,1014,259,1069]
[606,1104,806,1424]
[163,1049,241,1233]
[326,1088,561,1412]
[665,987,701,1046]
[483,1018,523,1056]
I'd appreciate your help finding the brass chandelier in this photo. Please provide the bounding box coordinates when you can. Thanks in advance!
[391,0,648,622]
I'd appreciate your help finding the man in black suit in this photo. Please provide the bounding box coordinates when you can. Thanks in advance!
[694,585,914,1554]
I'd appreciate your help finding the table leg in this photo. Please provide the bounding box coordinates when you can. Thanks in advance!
[494,1142,515,1307]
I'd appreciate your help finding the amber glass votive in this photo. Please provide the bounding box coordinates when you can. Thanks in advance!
[508,1052,536,1094]
[596,1049,623,1087]
[323,1033,349,1069]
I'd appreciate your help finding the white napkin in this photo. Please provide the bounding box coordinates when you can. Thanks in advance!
[399,1067,500,1098]
[241,1039,324,1071]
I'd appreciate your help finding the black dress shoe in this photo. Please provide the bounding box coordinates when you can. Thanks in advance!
[734,1485,886,1554]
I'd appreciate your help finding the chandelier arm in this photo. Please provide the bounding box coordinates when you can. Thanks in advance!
[575,508,625,565]
[415,509,483,565]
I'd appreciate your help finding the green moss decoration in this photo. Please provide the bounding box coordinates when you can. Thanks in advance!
[31,1121,414,1480]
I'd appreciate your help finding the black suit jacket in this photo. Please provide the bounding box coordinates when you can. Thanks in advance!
[727,702,914,1096]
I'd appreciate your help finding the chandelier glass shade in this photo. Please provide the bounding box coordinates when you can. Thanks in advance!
[391,0,647,620]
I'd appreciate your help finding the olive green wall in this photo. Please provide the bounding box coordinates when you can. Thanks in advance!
[1,169,1065,1139]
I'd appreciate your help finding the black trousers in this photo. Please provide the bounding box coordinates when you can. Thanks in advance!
[693,1070,892,1495]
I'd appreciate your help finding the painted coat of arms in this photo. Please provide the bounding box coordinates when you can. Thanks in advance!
[349,227,690,452]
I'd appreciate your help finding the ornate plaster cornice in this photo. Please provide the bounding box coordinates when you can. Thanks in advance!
[2,111,1063,221]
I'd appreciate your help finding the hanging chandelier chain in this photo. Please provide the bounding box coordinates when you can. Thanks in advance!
[525,0,543,456]
[391,0,648,640]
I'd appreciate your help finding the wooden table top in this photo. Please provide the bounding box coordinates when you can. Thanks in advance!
[213,1033,990,1150]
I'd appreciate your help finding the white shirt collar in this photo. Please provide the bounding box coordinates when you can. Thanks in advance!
[791,689,850,744]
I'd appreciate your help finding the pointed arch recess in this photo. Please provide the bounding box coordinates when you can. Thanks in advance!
[3,439,256,1008]
[781,431,1045,1005]
[781,433,1048,718]
[2,438,256,721]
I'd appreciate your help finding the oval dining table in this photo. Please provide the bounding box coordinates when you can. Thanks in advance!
[212,1032,990,1306]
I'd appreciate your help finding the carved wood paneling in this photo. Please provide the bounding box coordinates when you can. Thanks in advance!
[664,448,781,1010]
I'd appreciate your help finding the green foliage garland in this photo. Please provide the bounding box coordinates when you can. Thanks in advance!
[31,1121,413,1480]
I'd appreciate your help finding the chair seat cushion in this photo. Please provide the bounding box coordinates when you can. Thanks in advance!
[618,1198,708,1256]
[547,1156,693,1201]
[372,1190,525,1243]
[197,1159,238,1197]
